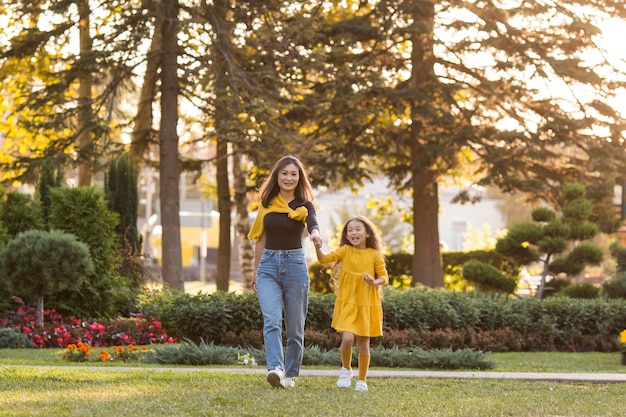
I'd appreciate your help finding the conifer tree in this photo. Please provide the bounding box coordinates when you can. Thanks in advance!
[105,154,140,252]
[495,182,603,299]
[37,157,64,229]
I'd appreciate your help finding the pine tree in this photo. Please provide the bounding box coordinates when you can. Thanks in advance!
[495,182,603,299]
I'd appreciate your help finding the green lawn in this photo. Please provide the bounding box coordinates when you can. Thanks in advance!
[1,349,626,417]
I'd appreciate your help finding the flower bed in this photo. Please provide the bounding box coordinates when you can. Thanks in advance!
[0,305,177,348]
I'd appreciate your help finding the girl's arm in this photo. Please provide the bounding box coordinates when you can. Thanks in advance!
[313,238,326,262]
[363,273,386,286]
[364,255,389,286]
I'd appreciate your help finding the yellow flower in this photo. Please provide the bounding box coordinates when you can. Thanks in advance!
[620,329,626,344]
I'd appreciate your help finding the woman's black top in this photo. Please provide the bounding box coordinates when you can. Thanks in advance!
[263,199,319,250]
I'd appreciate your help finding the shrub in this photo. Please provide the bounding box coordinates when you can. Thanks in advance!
[132,286,626,353]
[46,187,123,318]
[0,304,176,348]
[0,191,44,237]
[462,260,517,294]
[310,250,518,292]
[162,291,263,343]
[560,282,600,299]
[0,328,34,348]
[601,271,626,299]
[0,229,94,326]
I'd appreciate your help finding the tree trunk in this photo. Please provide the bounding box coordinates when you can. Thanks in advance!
[36,296,44,328]
[215,134,231,292]
[158,0,183,291]
[412,167,444,287]
[536,255,552,300]
[233,151,254,290]
[130,18,161,165]
[408,1,443,288]
[76,0,93,187]
[212,0,232,292]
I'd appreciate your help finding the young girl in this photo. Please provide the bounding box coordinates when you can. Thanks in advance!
[313,216,388,392]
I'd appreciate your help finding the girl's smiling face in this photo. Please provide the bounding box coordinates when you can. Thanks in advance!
[345,219,369,249]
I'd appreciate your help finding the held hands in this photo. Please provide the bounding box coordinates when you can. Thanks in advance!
[311,234,323,249]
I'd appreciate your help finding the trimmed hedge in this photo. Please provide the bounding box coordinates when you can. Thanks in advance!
[311,250,519,291]
[139,288,626,352]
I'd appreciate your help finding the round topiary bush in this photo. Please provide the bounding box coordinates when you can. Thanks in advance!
[1,229,94,326]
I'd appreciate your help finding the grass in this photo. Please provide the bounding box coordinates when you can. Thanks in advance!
[1,349,626,416]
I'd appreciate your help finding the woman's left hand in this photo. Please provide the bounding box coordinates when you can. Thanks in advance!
[311,234,323,248]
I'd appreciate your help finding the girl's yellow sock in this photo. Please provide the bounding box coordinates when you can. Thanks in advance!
[340,348,353,370]
[358,354,370,382]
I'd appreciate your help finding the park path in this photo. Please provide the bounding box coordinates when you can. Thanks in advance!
[6,365,626,383]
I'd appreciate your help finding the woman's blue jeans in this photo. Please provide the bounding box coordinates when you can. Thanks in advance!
[256,248,309,378]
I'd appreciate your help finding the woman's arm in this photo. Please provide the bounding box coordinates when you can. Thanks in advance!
[252,233,266,291]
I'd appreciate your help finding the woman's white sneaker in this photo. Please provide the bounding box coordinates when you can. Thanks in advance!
[282,377,296,388]
[267,367,285,388]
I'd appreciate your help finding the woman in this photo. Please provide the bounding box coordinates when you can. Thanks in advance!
[248,155,322,388]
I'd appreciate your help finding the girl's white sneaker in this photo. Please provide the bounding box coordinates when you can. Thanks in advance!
[336,367,353,388]
[355,380,368,392]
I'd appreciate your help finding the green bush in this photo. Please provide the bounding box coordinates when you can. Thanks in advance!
[0,328,34,348]
[462,260,517,294]
[46,187,123,318]
[602,272,626,299]
[0,192,44,237]
[135,287,626,352]
[144,339,494,369]
[0,229,95,324]
[151,291,264,343]
[310,250,518,292]
[560,282,601,299]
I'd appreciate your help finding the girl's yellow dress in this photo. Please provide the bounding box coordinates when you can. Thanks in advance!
[319,245,388,337]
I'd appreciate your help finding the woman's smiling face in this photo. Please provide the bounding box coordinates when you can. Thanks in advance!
[277,163,300,193]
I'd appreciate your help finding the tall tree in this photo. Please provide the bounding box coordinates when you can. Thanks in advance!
[159,0,184,291]
[130,6,161,166]
[207,0,234,292]
[0,0,155,184]
[192,0,309,290]
[76,0,95,186]
[280,0,626,287]
[233,150,255,290]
